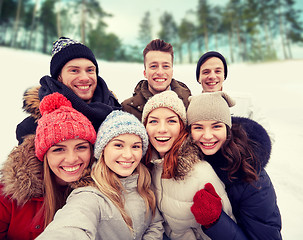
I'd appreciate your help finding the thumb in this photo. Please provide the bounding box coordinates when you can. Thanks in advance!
[204,183,220,199]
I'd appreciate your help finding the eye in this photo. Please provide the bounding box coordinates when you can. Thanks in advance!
[69,68,79,73]
[150,64,157,69]
[133,144,142,149]
[163,64,170,69]
[77,145,89,150]
[168,119,177,123]
[114,143,123,148]
[192,125,202,130]
[51,147,64,153]
[213,123,224,129]
[87,68,95,73]
[148,119,157,124]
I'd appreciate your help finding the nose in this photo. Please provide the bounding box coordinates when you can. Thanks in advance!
[65,150,78,163]
[202,128,213,140]
[158,121,168,133]
[156,66,164,75]
[79,70,90,80]
[122,147,132,159]
[208,70,216,79]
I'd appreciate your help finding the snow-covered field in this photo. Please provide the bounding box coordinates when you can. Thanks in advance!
[1,46,303,239]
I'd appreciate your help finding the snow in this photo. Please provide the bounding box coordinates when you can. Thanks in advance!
[1,46,303,239]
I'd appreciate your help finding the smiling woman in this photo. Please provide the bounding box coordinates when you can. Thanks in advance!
[35,110,164,240]
[0,92,97,239]
[142,91,235,240]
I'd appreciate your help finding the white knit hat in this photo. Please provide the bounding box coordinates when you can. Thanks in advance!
[94,110,149,160]
[142,91,187,125]
[187,92,235,127]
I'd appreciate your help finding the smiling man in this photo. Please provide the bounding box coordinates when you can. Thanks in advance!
[196,51,275,143]
[121,39,191,121]
[16,37,121,145]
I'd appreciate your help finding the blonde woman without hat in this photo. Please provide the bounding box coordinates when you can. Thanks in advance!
[142,91,235,240]
[187,91,282,239]
[36,110,164,240]
[0,92,96,239]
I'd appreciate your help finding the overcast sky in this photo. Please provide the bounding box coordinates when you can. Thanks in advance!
[101,0,303,47]
[101,0,227,45]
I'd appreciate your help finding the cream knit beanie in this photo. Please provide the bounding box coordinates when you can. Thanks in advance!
[187,92,235,127]
[142,91,187,125]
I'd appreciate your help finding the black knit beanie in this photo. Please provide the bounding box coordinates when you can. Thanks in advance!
[50,37,99,79]
[196,51,228,82]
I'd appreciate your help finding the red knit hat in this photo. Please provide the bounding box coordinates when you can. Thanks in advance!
[35,92,96,161]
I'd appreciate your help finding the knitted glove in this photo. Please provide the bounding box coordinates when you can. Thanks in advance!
[191,183,222,228]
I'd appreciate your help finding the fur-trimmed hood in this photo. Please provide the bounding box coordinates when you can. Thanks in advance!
[22,86,41,120]
[151,136,203,180]
[0,134,43,206]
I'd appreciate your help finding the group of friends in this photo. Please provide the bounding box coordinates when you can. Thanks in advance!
[0,37,282,239]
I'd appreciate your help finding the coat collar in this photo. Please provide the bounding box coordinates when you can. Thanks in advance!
[0,134,43,206]
[151,136,203,180]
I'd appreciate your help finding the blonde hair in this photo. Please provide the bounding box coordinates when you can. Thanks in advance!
[91,153,156,231]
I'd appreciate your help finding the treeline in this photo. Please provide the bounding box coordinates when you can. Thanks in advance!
[0,0,302,63]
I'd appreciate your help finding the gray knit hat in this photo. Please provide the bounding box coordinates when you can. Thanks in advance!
[187,92,235,127]
[94,110,149,160]
[142,91,187,125]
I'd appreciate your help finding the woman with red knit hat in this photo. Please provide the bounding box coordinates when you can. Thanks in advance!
[0,92,96,239]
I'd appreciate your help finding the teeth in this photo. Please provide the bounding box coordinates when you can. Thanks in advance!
[203,143,215,146]
[78,86,89,89]
[119,162,133,166]
[156,137,170,142]
[154,79,165,82]
[62,165,80,172]
[207,82,217,85]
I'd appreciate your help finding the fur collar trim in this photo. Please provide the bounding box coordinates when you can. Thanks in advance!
[151,137,203,180]
[22,86,41,120]
[175,136,203,180]
[0,135,43,205]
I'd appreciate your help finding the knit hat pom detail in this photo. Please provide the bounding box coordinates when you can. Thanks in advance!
[39,92,72,115]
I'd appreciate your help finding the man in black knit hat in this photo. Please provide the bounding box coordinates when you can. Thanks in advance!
[16,37,121,144]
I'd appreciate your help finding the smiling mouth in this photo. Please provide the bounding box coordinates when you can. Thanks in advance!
[154,78,166,82]
[201,142,217,148]
[77,85,90,90]
[61,164,81,172]
[117,161,134,167]
[155,137,171,142]
[206,82,218,86]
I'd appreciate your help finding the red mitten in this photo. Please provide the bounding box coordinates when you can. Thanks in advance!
[191,183,222,228]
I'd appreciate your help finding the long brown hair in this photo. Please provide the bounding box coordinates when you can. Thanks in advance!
[144,115,187,179]
[41,144,95,227]
[220,123,261,183]
[91,154,156,232]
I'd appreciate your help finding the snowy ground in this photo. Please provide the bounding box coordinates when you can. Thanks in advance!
[1,46,303,239]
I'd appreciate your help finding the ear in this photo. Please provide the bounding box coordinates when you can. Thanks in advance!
[221,92,236,107]
[143,69,147,79]
[57,75,63,82]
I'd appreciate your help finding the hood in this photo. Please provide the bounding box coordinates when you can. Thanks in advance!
[232,116,271,168]
[22,86,41,120]
[0,134,43,206]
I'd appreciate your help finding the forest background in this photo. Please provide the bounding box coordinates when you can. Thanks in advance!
[0,0,303,63]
